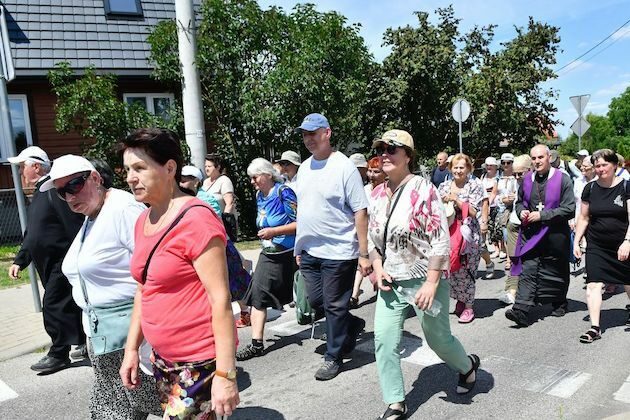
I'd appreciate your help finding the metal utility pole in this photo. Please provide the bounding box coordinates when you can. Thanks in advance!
[0,5,41,312]
[175,0,206,169]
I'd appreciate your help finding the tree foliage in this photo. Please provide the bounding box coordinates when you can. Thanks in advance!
[376,7,560,161]
[48,62,182,187]
[148,0,376,236]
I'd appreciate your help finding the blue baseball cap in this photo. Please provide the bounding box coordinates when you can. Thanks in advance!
[294,113,330,133]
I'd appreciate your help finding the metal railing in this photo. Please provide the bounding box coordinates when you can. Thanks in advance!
[0,188,26,245]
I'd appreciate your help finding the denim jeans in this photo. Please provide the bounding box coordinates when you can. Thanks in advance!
[299,251,357,362]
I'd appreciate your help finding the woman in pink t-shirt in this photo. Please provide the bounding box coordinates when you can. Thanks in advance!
[118,128,240,419]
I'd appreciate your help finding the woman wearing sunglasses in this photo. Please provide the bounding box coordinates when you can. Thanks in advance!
[119,129,239,419]
[438,153,484,324]
[40,155,161,420]
[500,154,532,306]
[368,130,479,420]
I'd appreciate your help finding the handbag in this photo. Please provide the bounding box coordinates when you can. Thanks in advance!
[77,220,135,356]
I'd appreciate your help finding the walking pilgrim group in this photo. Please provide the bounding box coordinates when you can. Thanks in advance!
[7,112,630,420]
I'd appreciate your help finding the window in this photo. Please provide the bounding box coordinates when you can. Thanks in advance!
[104,0,143,18]
[1,95,33,162]
[123,93,174,121]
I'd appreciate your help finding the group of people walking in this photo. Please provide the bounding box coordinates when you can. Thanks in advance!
[7,111,630,419]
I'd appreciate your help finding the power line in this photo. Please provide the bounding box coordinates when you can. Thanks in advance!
[558,32,625,76]
[555,17,630,73]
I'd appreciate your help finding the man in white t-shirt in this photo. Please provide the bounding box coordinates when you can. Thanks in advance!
[294,113,371,381]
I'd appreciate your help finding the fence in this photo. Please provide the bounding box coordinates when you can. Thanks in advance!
[0,188,26,245]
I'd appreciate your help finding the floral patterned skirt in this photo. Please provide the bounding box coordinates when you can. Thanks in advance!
[152,352,217,420]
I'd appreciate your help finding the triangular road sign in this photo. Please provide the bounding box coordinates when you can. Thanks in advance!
[569,95,590,116]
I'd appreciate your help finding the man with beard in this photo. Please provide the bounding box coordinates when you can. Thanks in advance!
[506,144,575,327]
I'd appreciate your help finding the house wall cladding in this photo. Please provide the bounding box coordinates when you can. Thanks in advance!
[5,0,180,74]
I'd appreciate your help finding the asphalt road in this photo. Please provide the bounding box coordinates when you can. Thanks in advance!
[1,259,629,420]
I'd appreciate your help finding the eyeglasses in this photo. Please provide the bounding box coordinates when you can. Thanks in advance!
[55,172,91,201]
[374,140,406,156]
[501,161,512,165]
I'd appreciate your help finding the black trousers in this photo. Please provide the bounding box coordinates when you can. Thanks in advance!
[42,266,85,358]
[513,250,570,313]
[299,252,360,362]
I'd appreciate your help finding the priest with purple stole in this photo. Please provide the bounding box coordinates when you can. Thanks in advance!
[505,145,575,327]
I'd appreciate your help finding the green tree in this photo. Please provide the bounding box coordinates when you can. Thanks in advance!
[48,62,181,187]
[148,0,375,236]
[608,86,630,137]
[377,7,560,161]
[559,113,616,156]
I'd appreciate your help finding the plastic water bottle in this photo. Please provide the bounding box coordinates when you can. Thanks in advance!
[394,284,442,317]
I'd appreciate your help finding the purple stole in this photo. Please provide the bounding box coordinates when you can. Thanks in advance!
[510,168,563,275]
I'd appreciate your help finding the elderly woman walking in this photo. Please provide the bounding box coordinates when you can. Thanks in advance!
[42,155,161,420]
[119,128,239,419]
[369,130,479,420]
[235,158,297,360]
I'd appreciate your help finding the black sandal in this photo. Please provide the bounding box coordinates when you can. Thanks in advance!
[377,402,407,420]
[579,328,601,343]
[457,354,480,394]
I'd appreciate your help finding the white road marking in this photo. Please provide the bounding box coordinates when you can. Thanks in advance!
[355,335,442,367]
[483,355,591,399]
[268,319,314,336]
[0,378,18,403]
[613,374,630,403]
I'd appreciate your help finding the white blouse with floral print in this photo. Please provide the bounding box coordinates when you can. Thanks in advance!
[367,175,451,281]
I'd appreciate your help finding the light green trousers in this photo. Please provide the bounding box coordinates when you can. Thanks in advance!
[374,277,472,404]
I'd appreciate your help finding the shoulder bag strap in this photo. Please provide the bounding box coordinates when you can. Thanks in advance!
[379,178,411,263]
[77,219,92,306]
[141,204,209,284]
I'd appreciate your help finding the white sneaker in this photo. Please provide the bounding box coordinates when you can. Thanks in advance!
[498,292,515,305]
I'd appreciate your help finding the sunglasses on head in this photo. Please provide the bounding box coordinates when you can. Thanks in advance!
[374,140,405,155]
[56,171,91,201]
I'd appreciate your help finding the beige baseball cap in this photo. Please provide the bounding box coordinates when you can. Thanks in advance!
[372,129,414,149]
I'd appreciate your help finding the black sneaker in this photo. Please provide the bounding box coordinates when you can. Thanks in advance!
[505,308,529,327]
[70,344,88,360]
[342,317,366,356]
[315,360,341,381]
[235,344,265,361]
[30,355,70,373]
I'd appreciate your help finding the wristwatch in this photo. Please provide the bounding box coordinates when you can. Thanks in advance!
[215,368,237,380]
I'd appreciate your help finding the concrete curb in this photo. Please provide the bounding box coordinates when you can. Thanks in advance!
[0,338,50,362]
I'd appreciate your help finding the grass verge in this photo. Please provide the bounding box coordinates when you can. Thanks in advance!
[0,245,30,289]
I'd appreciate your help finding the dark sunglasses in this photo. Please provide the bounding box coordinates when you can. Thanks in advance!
[501,161,512,165]
[514,171,524,177]
[374,141,406,155]
[56,172,91,201]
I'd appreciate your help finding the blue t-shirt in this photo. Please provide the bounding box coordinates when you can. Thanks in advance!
[257,182,297,252]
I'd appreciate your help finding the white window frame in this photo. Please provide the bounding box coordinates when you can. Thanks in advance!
[123,93,175,116]
[1,95,34,162]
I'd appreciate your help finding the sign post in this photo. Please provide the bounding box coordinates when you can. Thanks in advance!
[569,94,590,150]
[0,5,41,312]
[452,99,471,153]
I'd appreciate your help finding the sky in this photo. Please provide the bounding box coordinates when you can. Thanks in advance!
[257,0,630,140]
